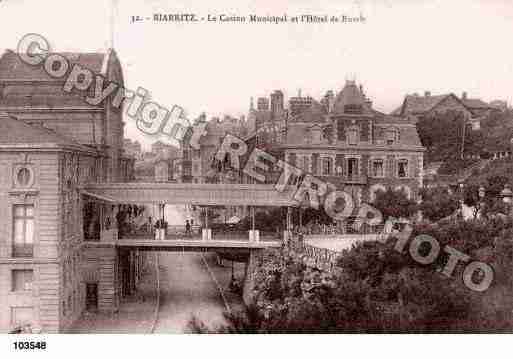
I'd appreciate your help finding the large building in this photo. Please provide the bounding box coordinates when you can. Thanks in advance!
[221,81,425,212]
[0,50,135,333]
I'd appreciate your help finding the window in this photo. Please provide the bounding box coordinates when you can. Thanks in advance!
[347,158,359,178]
[397,159,409,178]
[301,156,310,173]
[13,205,34,258]
[62,261,67,287]
[344,104,363,114]
[348,128,359,145]
[12,270,33,291]
[386,130,396,145]
[371,159,385,178]
[16,167,32,187]
[322,158,332,176]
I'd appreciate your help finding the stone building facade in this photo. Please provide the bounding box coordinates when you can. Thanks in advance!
[279,80,425,205]
[0,50,135,333]
[216,81,425,213]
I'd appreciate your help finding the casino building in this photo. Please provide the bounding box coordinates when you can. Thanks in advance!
[0,49,135,333]
[234,80,426,208]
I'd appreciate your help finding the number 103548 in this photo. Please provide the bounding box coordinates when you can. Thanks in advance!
[13,341,47,350]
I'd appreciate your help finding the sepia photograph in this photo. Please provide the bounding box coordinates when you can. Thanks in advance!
[0,0,512,356]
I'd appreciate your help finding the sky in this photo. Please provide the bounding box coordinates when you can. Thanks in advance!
[1,0,512,150]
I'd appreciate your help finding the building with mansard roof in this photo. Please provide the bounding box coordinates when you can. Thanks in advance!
[229,80,425,209]
[0,50,136,333]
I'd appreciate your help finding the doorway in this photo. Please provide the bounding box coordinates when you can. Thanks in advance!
[85,283,98,311]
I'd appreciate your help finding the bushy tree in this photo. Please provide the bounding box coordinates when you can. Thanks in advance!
[236,208,284,232]
[417,111,484,168]
[419,187,460,222]
[373,188,417,221]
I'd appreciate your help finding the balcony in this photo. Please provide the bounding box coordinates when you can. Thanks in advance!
[12,244,34,258]
[318,174,367,187]
[344,174,367,185]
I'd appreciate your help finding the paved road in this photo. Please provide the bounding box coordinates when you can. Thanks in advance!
[152,252,230,333]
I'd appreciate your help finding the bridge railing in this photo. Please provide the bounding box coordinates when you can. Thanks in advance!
[210,229,281,242]
[117,224,282,242]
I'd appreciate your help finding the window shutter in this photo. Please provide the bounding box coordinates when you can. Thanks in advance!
[388,157,395,177]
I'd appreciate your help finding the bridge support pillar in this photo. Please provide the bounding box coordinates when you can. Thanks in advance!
[202,228,212,240]
[286,207,292,231]
[242,250,259,306]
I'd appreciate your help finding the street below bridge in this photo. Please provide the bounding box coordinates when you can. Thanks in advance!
[152,252,245,333]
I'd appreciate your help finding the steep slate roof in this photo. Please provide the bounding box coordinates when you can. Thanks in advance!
[289,100,327,123]
[393,93,495,117]
[374,116,423,147]
[0,50,105,81]
[0,50,109,110]
[462,98,493,110]
[332,80,373,115]
[394,94,454,116]
[0,113,96,152]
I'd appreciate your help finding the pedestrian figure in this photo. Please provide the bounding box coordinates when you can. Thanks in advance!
[185,219,191,236]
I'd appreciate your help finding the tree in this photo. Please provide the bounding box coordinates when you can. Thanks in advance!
[463,184,483,219]
[373,188,417,221]
[464,176,511,218]
[419,187,460,222]
[417,111,484,166]
[236,208,284,231]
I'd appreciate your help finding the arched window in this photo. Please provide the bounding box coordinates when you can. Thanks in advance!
[14,166,34,188]
[17,168,31,187]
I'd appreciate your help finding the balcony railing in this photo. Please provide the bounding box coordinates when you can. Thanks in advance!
[343,174,367,184]
[12,244,34,258]
[318,174,368,186]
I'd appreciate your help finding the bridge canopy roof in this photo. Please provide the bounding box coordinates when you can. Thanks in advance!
[82,182,300,206]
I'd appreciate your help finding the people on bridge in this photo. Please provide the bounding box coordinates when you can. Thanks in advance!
[185,220,191,236]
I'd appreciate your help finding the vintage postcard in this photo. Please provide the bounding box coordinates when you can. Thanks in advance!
[0,0,512,356]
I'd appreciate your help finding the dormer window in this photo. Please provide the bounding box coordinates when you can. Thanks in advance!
[310,126,322,144]
[344,104,363,114]
[348,128,359,145]
[386,129,397,145]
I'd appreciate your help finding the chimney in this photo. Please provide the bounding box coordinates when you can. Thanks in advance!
[462,92,468,100]
[425,91,431,97]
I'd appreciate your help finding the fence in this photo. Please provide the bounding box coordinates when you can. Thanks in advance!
[291,229,390,272]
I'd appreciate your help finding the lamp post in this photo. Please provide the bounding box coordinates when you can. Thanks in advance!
[478,185,486,218]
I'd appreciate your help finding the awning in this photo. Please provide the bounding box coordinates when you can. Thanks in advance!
[80,190,120,203]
